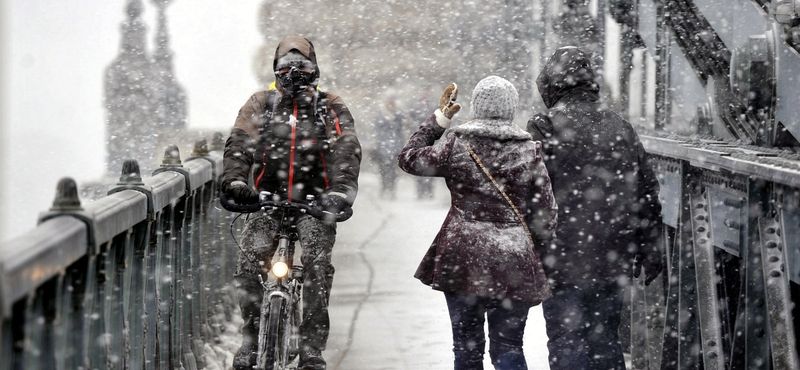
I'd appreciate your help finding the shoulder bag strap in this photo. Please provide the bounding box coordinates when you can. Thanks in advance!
[463,141,534,244]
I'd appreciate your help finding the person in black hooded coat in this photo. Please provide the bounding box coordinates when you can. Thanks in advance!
[526,46,664,370]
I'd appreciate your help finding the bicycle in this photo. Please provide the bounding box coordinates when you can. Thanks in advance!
[220,191,353,370]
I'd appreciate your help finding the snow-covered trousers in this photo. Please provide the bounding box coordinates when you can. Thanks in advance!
[234,211,337,352]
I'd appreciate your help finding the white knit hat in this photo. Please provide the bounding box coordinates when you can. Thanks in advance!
[470,76,519,120]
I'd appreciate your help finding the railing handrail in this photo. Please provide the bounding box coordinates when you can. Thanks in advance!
[0,139,230,370]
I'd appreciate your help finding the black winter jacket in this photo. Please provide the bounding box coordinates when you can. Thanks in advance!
[527,47,663,286]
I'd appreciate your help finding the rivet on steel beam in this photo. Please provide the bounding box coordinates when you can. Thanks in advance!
[723,240,739,250]
[51,177,83,211]
[118,159,144,185]
[211,132,225,151]
[192,138,209,157]
[724,197,744,208]
[160,144,183,168]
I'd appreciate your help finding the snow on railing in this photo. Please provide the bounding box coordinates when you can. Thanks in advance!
[0,138,239,370]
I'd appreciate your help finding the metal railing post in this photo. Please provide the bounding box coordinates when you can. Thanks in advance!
[0,135,230,370]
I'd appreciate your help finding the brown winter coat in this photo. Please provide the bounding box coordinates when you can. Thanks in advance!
[221,36,361,204]
[398,115,556,306]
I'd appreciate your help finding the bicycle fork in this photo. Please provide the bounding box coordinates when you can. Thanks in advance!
[256,231,303,369]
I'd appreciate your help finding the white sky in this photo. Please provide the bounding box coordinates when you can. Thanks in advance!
[0,0,264,241]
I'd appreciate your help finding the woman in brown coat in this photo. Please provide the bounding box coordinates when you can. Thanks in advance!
[398,76,557,370]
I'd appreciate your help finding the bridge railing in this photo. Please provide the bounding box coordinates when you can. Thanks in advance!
[0,138,239,370]
[630,133,800,369]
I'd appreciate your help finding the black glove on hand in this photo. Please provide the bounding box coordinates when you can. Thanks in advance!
[319,195,347,215]
[225,181,258,205]
[633,251,663,286]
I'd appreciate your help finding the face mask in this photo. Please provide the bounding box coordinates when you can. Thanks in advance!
[277,67,314,97]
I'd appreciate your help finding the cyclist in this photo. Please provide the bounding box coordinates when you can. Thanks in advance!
[221,35,361,370]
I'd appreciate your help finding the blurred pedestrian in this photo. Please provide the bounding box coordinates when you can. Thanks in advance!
[374,92,405,199]
[399,77,557,370]
[406,86,437,199]
[526,46,664,370]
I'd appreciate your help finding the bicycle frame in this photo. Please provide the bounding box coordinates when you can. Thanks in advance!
[256,206,303,370]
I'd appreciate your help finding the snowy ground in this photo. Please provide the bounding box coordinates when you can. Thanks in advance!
[204,169,551,370]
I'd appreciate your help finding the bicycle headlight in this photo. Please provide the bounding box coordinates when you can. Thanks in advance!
[271,261,289,278]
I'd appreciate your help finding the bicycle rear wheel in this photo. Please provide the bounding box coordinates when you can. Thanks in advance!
[257,295,286,370]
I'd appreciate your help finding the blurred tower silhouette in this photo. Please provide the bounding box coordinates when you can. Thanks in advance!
[104,0,187,176]
[151,0,187,135]
[104,0,156,175]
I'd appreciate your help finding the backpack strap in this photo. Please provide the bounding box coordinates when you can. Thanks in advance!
[313,90,332,143]
[256,89,281,137]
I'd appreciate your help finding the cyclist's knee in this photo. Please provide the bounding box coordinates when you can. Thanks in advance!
[301,242,334,266]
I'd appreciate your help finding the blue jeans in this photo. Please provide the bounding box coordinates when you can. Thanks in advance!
[444,292,530,370]
[541,283,626,370]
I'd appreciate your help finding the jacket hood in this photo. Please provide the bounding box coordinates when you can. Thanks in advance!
[450,119,532,141]
[273,36,320,88]
[536,46,600,108]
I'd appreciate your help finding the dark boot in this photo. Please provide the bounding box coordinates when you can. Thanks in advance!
[233,276,263,370]
[298,345,326,370]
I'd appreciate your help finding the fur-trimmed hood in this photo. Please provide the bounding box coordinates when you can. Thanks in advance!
[449,119,532,141]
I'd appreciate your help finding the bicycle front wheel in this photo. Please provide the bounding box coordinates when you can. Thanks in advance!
[258,295,286,370]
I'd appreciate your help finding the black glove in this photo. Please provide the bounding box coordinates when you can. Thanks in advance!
[225,181,258,205]
[633,250,663,286]
[319,195,348,215]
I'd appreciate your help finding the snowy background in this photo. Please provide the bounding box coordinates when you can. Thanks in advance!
[0,0,556,242]
[0,0,265,241]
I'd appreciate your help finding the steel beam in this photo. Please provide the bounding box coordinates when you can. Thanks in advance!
[759,217,800,369]
[691,190,726,369]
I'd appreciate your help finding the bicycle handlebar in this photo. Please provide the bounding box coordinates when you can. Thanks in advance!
[219,193,353,222]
